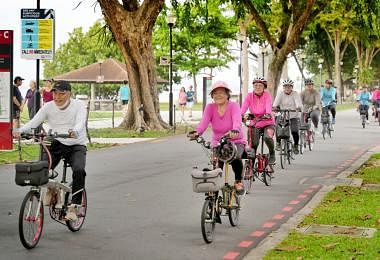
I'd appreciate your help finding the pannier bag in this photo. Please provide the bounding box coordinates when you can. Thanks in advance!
[359,105,367,115]
[15,161,49,186]
[191,168,224,193]
[276,124,290,139]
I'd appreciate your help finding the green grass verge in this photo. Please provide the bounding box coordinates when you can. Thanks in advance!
[350,153,380,184]
[0,143,115,165]
[89,124,192,138]
[336,102,356,111]
[265,186,380,259]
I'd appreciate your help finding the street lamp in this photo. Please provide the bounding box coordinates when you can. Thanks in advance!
[96,60,104,83]
[300,53,307,92]
[166,13,176,126]
[260,47,268,77]
[237,33,245,105]
[318,58,324,87]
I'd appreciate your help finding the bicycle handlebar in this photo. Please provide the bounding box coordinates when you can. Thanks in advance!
[20,131,71,140]
[274,108,301,113]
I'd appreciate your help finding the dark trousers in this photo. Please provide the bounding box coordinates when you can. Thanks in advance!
[44,140,87,204]
[248,126,275,156]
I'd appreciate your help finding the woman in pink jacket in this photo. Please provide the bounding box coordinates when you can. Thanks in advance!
[241,77,276,165]
[189,81,245,192]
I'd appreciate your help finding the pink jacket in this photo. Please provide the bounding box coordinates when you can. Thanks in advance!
[178,92,187,105]
[241,91,275,128]
[196,101,245,146]
[372,90,380,101]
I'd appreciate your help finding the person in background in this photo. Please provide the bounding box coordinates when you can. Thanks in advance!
[371,85,380,119]
[186,85,195,118]
[41,78,54,105]
[119,81,129,116]
[356,85,371,123]
[320,79,337,124]
[12,76,24,128]
[273,79,303,155]
[24,80,37,119]
[188,81,246,193]
[178,87,187,119]
[301,78,321,133]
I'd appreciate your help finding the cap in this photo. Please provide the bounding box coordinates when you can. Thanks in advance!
[14,76,25,81]
[325,79,333,84]
[52,80,71,92]
[209,81,231,95]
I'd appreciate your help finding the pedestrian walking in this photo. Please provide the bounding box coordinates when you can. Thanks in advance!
[12,76,24,128]
[24,80,37,119]
[186,85,195,118]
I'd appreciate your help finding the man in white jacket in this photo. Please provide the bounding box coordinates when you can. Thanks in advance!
[14,81,87,221]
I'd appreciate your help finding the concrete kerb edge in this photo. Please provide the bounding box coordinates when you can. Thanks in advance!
[244,145,380,260]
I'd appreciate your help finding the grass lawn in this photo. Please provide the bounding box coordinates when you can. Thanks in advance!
[265,153,380,259]
[350,153,380,184]
[0,143,116,165]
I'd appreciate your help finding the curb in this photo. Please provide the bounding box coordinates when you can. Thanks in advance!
[243,145,380,260]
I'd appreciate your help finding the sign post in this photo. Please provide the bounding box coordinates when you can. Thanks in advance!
[0,30,13,150]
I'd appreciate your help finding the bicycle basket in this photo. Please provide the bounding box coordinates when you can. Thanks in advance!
[276,124,290,139]
[15,161,49,186]
[191,168,224,193]
[359,106,367,115]
[321,113,329,124]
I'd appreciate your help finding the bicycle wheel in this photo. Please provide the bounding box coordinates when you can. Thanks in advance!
[201,199,216,243]
[228,192,240,227]
[328,124,332,138]
[66,189,87,232]
[19,191,44,249]
[262,167,272,186]
[308,131,314,151]
[280,139,286,169]
[322,124,327,140]
[242,161,254,194]
[299,131,304,154]
[287,141,292,164]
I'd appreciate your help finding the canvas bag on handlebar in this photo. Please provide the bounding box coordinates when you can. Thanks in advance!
[191,168,224,193]
[276,121,290,139]
[15,161,49,186]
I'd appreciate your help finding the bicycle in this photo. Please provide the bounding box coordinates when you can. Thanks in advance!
[372,100,380,126]
[242,114,273,189]
[189,134,241,244]
[299,109,315,153]
[321,106,333,139]
[358,104,368,128]
[15,131,87,249]
[275,109,295,169]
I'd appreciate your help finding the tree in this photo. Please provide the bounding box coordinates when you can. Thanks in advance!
[238,0,327,95]
[98,0,166,130]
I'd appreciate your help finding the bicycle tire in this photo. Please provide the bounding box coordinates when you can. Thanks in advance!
[328,124,332,138]
[308,131,314,151]
[228,192,240,227]
[19,191,44,249]
[201,199,215,243]
[262,168,272,186]
[299,131,304,154]
[66,189,87,232]
[242,161,254,194]
[287,141,292,164]
[280,139,286,169]
[322,124,326,140]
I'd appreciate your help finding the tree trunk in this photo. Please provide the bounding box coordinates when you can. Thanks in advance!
[192,74,198,103]
[98,0,166,130]
[267,49,288,96]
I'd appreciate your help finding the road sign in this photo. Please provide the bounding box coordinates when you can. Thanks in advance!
[21,9,55,60]
[0,30,13,150]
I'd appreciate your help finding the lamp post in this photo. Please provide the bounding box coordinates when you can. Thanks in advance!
[260,47,267,77]
[167,14,176,126]
[237,33,245,105]
[318,58,324,87]
[300,53,306,92]
[354,64,359,89]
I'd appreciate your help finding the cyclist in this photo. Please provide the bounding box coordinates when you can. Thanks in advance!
[188,81,246,192]
[300,78,321,133]
[320,79,337,124]
[371,85,380,119]
[273,79,303,154]
[356,85,371,123]
[13,81,87,221]
[241,77,276,165]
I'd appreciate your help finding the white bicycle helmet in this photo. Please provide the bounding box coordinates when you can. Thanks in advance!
[304,78,314,85]
[282,79,294,86]
[252,77,267,88]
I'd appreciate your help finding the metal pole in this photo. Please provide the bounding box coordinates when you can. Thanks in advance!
[262,52,265,77]
[320,67,322,88]
[34,0,41,117]
[239,40,242,105]
[169,25,173,126]
[301,59,304,93]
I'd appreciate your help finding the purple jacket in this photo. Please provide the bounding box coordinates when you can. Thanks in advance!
[241,91,275,128]
[196,101,245,146]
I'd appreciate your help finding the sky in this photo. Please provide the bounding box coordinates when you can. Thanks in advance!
[1,1,304,100]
